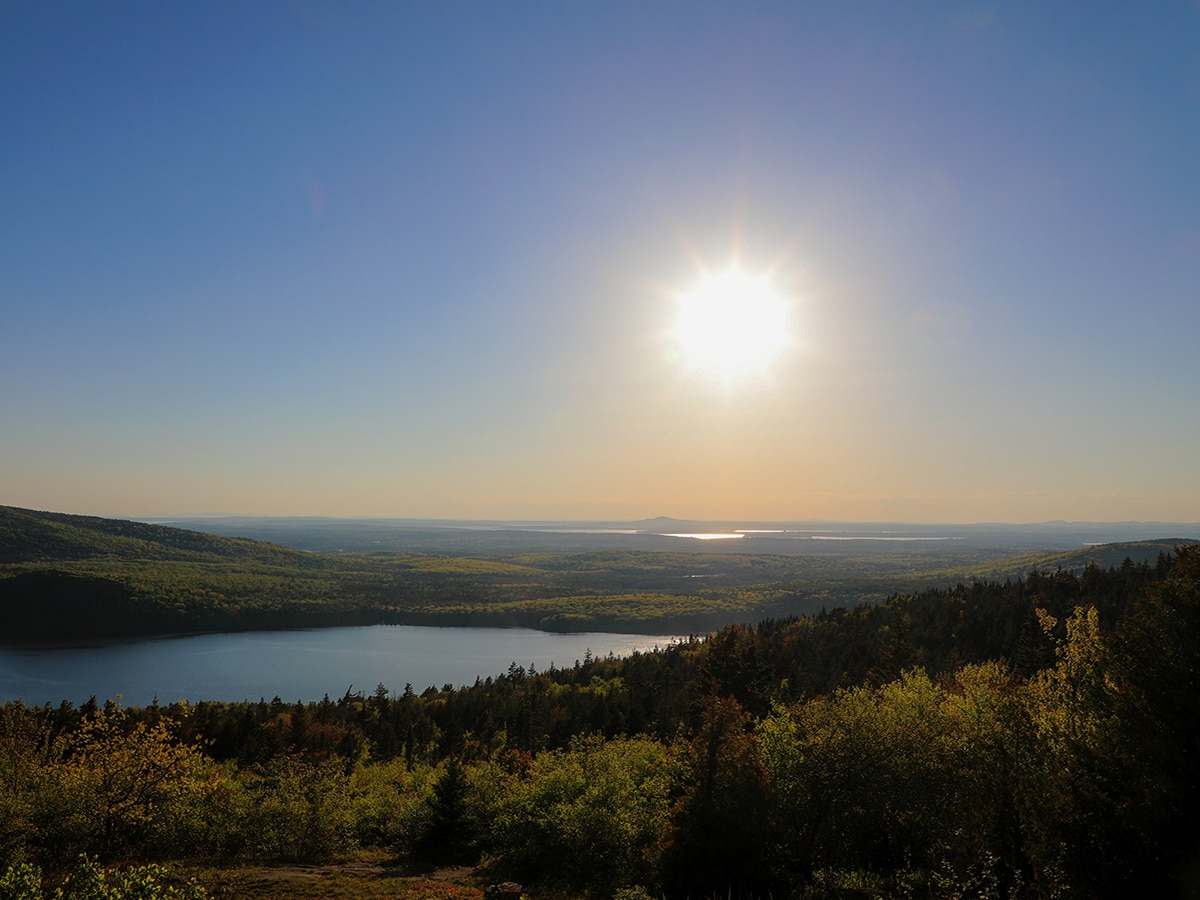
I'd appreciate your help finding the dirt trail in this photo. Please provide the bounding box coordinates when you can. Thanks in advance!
[243,862,473,881]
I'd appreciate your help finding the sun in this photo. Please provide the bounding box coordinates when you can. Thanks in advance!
[671,265,791,384]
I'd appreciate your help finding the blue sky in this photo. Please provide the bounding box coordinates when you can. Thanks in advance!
[3,2,1199,522]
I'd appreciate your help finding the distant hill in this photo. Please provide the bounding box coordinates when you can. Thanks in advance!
[0,505,321,567]
[0,506,355,642]
[960,539,1198,582]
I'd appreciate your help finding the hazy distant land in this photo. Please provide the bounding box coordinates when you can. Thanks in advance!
[3,505,1196,644]
[150,513,1200,555]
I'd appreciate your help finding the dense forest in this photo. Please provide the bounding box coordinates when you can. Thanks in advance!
[2,544,1197,898]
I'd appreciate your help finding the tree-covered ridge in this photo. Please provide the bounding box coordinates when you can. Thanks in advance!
[948,537,1198,581]
[3,547,1197,898]
[0,505,322,566]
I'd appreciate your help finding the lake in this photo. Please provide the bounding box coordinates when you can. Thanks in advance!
[0,625,683,707]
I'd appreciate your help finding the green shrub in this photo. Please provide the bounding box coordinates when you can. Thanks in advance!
[0,856,205,900]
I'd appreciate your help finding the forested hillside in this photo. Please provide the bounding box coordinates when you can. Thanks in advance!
[2,547,1197,898]
[0,505,323,566]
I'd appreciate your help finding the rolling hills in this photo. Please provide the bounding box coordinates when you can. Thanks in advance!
[1,505,1193,643]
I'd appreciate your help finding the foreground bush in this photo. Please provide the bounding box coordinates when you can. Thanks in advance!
[0,856,205,900]
[493,735,674,896]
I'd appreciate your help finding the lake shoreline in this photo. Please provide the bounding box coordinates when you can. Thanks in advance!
[0,623,688,707]
[0,614,709,653]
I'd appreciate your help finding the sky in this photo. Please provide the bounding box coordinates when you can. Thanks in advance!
[3,2,1199,524]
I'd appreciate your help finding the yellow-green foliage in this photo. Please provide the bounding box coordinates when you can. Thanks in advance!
[394,556,542,576]
[0,856,206,900]
[492,735,675,896]
[32,710,210,865]
[346,758,437,851]
[411,590,769,628]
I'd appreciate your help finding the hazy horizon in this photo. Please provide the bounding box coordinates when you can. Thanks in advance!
[15,501,1200,530]
[4,5,1198,524]
[138,511,1200,533]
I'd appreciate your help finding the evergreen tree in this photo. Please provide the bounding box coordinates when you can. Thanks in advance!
[416,758,476,864]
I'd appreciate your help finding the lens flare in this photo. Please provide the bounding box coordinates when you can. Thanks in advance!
[671,265,791,384]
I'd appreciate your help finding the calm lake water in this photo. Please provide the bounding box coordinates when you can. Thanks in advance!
[0,625,683,707]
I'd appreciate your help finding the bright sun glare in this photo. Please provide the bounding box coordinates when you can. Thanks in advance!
[672,265,790,384]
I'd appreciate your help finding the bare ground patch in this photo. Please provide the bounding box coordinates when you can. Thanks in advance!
[194,859,485,899]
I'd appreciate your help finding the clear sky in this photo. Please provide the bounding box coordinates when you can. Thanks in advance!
[3,2,1199,523]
